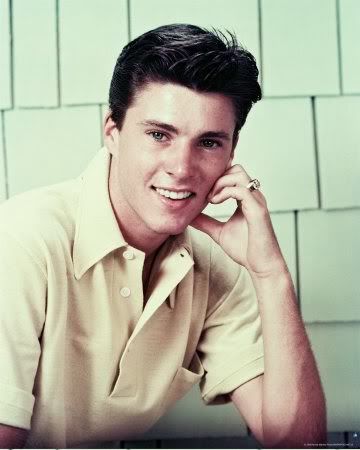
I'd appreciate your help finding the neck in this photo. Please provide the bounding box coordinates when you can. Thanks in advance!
[109,187,169,257]
[114,212,168,255]
[108,157,178,255]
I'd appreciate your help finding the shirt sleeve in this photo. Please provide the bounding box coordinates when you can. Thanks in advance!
[0,229,46,430]
[197,241,264,405]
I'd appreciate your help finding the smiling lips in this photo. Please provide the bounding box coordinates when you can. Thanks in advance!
[154,187,194,200]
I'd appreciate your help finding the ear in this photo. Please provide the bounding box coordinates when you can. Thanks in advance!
[103,111,119,155]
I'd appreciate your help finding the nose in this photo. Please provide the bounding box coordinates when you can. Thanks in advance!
[164,142,196,179]
[163,141,196,179]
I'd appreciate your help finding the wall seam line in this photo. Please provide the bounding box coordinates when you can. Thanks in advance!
[335,0,344,94]
[9,0,14,108]
[55,0,61,106]
[294,210,301,311]
[126,0,131,42]
[258,0,264,89]
[1,111,9,199]
[311,97,322,209]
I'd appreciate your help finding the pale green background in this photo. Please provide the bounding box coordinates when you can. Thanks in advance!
[0,0,359,447]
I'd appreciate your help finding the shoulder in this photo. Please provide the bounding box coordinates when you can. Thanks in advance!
[0,179,80,262]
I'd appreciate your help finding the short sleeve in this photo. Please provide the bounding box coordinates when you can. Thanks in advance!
[0,230,46,429]
[197,242,264,405]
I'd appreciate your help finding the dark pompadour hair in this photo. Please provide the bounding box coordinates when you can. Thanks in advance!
[109,24,261,136]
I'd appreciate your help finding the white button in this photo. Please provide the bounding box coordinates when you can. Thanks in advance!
[123,250,134,260]
[120,287,131,298]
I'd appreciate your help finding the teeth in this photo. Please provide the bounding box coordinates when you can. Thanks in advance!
[155,188,192,200]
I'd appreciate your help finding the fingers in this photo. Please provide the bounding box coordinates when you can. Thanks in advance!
[210,185,256,205]
[208,164,257,200]
[208,173,243,198]
[210,184,267,224]
[225,164,252,182]
[190,213,223,243]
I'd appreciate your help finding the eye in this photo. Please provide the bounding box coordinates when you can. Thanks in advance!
[148,131,166,141]
[200,139,221,149]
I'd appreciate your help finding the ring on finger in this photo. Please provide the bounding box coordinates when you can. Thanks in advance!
[246,178,261,192]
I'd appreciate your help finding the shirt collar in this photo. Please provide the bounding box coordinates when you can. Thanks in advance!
[73,147,194,282]
[153,230,194,309]
[73,147,127,280]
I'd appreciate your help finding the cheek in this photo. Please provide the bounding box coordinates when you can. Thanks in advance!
[124,158,158,191]
[115,141,151,176]
[201,158,229,183]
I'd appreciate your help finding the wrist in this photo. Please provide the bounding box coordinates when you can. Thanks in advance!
[249,267,296,298]
[248,261,290,283]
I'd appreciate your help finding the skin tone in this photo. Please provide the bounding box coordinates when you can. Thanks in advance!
[104,82,236,257]
[104,81,238,288]
[0,425,28,448]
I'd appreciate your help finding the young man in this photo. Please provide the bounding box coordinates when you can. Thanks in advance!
[0,24,326,448]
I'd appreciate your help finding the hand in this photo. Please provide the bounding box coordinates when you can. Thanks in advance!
[191,165,288,279]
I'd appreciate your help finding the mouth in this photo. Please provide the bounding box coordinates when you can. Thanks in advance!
[152,186,195,201]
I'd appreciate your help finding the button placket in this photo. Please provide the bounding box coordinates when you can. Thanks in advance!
[119,247,136,299]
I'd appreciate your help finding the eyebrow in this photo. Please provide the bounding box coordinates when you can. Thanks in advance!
[139,120,178,134]
[138,120,231,141]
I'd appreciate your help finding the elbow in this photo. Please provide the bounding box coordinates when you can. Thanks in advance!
[0,424,29,449]
[261,426,327,449]
[260,394,327,448]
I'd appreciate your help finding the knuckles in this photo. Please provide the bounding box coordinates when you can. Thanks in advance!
[230,164,246,173]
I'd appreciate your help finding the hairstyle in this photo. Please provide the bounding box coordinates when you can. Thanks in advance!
[109,24,262,137]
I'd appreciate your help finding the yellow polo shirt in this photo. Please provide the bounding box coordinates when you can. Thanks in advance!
[0,147,264,448]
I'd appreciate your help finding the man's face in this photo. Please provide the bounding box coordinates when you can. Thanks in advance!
[105,82,236,239]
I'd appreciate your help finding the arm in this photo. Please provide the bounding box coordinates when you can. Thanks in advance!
[0,230,46,447]
[230,271,326,448]
[0,424,28,448]
[191,164,326,448]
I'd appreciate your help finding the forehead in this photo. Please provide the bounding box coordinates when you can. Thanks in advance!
[127,82,236,132]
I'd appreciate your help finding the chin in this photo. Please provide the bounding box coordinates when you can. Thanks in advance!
[151,219,189,236]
